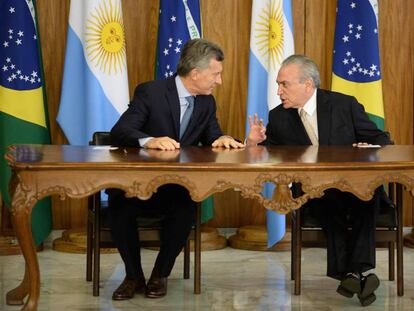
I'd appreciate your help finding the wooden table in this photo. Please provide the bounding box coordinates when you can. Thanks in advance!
[6,144,414,311]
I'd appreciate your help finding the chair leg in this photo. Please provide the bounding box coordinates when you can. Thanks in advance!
[183,238,190,279]
[86,211,93,282]
[294,209,302,295]
[92,199,101,297]
[194,203,201,294]
[291,213,296,281]
[388,241,395,281]
[396,184,404,296]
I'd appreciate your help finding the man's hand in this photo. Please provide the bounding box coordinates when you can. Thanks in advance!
[247,113,266,146]
[144,137,180,150]
[212,136,245,149]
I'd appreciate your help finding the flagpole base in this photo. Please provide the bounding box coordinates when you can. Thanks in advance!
[53,228,118,253]
[145,225,227,251]
[1,198,21,255]
[228,225,291,251]
[404,228,414,248]
[0,236,21,256]
[53,226,227,253]
[189,225,227,251]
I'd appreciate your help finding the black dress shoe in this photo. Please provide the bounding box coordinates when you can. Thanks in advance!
[357,274,380,306]
[112,277,146,300]
[337,272,361,298]
[145,276,168,298]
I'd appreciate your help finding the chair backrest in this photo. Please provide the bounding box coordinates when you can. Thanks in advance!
[90,132,111,146]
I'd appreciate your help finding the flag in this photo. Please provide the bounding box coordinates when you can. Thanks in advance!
[57,0,129,145]
[156,0,201,80]
[246,0,294,247]
[0,0,51,246]
[156,0,213,223]
[332,0,384,130]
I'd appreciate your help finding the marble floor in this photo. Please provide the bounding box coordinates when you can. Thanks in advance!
[1,231,414,311]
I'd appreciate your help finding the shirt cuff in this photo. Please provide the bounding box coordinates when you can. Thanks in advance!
[138,137,153,148]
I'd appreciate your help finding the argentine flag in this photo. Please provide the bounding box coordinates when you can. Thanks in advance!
[246,0,294,247]
[57,0,129,145]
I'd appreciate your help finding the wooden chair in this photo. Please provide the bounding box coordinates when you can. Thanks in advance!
[86,131,202,296]
[291,183,404,296]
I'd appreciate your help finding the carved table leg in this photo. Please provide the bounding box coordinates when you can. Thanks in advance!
[6,263,30,305]
[6,200,40,311]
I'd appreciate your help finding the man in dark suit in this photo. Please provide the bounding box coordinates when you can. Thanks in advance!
[247,55,391,306]
[108,39,244,300]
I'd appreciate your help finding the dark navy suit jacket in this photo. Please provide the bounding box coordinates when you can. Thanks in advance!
[265,89,390,146]
[110,77,223,147]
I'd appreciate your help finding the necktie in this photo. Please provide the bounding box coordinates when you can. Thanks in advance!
[300,109,319,145]
[180,96,194,139]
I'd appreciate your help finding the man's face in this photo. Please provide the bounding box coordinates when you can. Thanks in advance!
[276,63,313,109]
[191,58,223,95]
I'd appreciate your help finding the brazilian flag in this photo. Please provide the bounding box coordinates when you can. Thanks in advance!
[332,0,384,130]
[0,0,51,246]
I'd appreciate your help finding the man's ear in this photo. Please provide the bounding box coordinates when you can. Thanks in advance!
[188,68,198,81]
[305,79,314,90]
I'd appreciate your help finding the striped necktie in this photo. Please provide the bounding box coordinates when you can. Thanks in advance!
[300,109,319,145]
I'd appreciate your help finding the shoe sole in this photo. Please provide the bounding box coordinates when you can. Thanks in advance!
[359,293,376,306]
[112,295,134,301]
[360,274,380,298]
[145,292,166,299]
[336,285,354,298]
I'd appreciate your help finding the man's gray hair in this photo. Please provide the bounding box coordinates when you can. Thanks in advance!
[177,39,224,76]
[281,54,321,88]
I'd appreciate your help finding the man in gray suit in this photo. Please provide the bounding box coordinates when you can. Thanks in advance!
[247,54,391,306]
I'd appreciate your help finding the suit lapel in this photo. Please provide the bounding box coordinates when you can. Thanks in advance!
[288,108,312,145]
[316,89,331,145]
[166,78,180,139]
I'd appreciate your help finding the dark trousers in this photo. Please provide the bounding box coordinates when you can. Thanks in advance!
[107,185,196,279]
[305,188,380,280]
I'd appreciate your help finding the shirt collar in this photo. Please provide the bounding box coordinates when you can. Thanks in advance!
[299,88,317,116]
[175,75,193,99]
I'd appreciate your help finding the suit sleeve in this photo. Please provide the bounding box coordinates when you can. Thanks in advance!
[110,84,151,147]
[263,109,282,145]
[199,97,223,145]
[350,98,391,145]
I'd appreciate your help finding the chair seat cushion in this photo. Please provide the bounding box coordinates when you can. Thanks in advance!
[99,204,164,229]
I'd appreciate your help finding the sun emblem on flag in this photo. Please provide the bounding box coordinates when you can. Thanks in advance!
[254,0,284,69]
[85,0,126,74]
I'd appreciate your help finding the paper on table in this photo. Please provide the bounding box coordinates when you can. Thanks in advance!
[356,144,381,148]
[92,146,118,150]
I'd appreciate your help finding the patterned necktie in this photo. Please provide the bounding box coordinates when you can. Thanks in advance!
[300,109,319,145]
[180,96,194,139]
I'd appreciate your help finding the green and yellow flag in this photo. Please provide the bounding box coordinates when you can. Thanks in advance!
[332,0,384,130]
[0,0,51,245]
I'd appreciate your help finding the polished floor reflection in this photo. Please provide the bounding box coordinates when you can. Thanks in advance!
[1,231,414,311]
